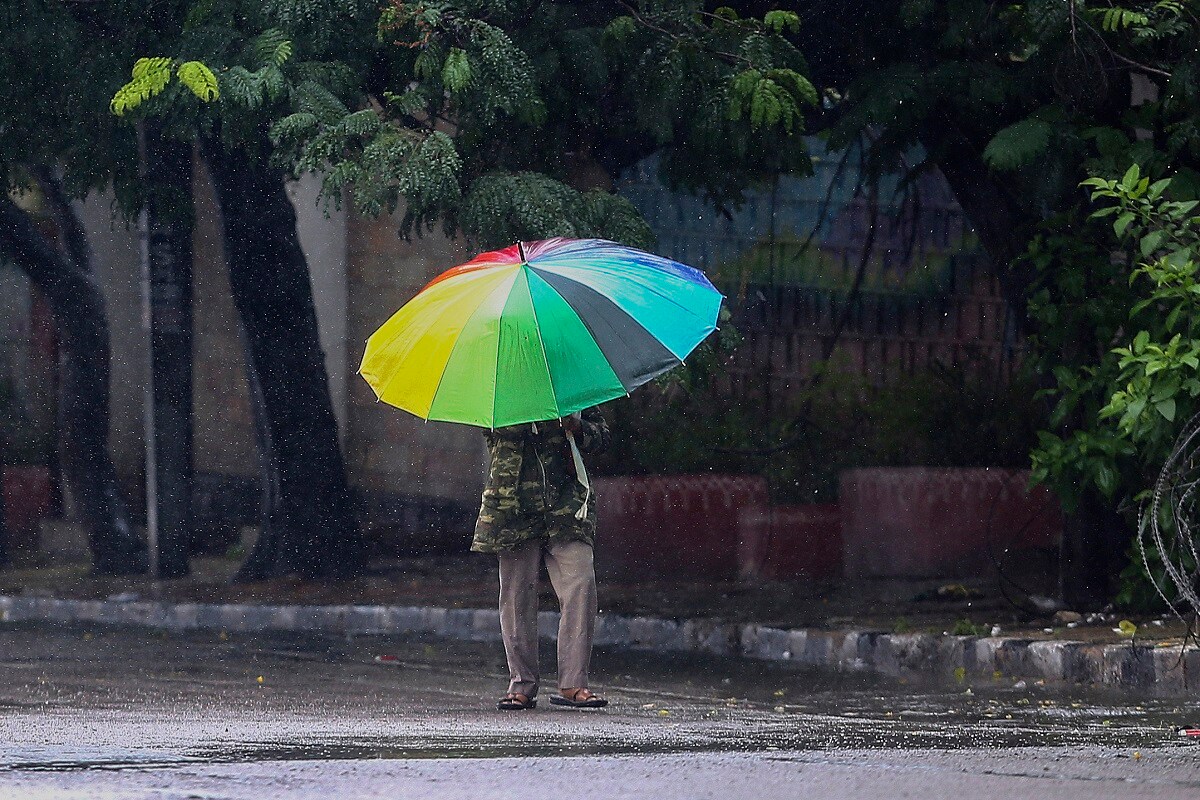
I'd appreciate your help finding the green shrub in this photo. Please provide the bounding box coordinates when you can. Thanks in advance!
[599,353,1042,504]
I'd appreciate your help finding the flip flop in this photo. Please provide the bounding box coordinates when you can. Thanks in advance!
[497,693,536,711]
[550,689,608,708]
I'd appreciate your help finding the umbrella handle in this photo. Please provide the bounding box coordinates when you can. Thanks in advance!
[565,430,591,520]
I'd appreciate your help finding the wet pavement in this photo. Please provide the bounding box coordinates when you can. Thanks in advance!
[1,623,1198,798]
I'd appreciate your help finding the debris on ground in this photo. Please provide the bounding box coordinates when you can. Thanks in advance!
[912,583,985,602]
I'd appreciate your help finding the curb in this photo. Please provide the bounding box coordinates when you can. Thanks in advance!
[2,595,1196,695]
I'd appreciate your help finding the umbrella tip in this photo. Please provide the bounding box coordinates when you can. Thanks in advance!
[518,240,527,263]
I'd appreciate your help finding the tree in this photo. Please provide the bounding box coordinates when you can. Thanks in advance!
[43,0,1199,601]
[1,2,369,579]
[280,0,1198,603]
[269,2,816,248]
[123,2,815,576]
[105,5,376,580]
[784,0,1200,606]
[0,2,148,573]
[0,185,148,574]
[294,0,1197,605]
[202,132,362,580]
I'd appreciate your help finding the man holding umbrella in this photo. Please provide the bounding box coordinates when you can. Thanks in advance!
[358,237,722,712]
[472,409,610,711]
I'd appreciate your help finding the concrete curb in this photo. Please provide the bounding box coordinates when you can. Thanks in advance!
[2,595,1196,695]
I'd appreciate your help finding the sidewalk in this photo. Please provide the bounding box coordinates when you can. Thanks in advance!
[2,555,1197,695]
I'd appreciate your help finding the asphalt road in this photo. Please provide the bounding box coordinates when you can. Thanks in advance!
[1,623,1198,799]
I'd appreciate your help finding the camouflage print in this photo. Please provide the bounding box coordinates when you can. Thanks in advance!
[471,408,610,554]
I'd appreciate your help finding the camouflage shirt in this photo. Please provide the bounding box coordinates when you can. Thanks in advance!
[471,408,610,553]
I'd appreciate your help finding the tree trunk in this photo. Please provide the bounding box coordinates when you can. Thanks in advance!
[1060,487,1130,608]
[918,117,1135,606]
[0,186,147,575]
[917,115,1035,328]
[0,447,8,567]
[201,137,363,581]
[139,128,194,578]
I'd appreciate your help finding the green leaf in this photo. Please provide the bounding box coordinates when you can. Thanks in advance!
[176,61,219,103]
[603,15,637,42]
[1096,463,1117,497]
[1122,163,1141,190]
[1114,211,1136,238]
[442,47,472,94]
[1157,397,1177,421]
[110,57,173,116]
[763,10,801,33]
[250,29,293,68]
[1141,230,1166,257]
[983,118,1054,170]
[131,56,172,83]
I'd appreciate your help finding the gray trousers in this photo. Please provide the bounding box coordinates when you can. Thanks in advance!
[497,538,597,697]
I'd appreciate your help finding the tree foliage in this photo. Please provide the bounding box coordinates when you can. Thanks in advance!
[778,0,1200,602]
[111,58,220,116]
[267,1,817,248]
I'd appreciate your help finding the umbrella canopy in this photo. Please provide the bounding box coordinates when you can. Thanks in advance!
[358,237,723,428]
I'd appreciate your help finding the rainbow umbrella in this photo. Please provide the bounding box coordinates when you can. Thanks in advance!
[358,237,723,428]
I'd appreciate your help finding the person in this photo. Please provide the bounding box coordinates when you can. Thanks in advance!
[471,407,610,711]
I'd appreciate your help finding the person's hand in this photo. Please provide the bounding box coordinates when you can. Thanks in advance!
[560,415,581,434]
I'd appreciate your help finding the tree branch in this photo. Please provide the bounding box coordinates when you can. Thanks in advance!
[28,165,92,273]
[617,1,751,66]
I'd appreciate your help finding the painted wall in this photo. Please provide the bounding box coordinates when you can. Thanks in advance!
[75,168,484,523]
[344,208,485,509]
[74,189,147,505]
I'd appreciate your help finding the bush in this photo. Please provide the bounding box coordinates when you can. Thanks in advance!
[598,352,1042,504]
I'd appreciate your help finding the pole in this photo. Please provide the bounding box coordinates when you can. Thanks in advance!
[138,123,194,578]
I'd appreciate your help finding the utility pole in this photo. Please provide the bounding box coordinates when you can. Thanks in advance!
[138,123,193,578]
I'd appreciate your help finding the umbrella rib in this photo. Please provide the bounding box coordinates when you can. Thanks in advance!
[490,270,512,429]
[523,266,562,420]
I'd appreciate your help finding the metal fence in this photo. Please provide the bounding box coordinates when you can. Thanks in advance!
[617,145,1014,396]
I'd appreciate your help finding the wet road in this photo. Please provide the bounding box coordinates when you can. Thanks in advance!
[1,623,1198,798]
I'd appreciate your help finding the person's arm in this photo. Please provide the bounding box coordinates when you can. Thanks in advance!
[574,407,610,455]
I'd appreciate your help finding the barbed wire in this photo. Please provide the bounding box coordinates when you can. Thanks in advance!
[1141,411,1200,629]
